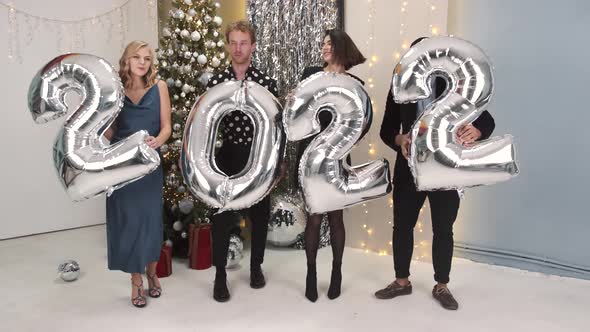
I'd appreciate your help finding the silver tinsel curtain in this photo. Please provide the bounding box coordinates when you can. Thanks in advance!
[247,0,342,249]
[247,0,341,97]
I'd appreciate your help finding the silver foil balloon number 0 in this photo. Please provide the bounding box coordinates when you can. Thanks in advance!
[284,72,392,214]
[181,80,285,212]
[27,54,160,201]
[392,36,519,191]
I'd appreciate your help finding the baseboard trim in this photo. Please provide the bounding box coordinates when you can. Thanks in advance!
[0,223,105,241]
[454,242,590,280]
[3,227,589,280]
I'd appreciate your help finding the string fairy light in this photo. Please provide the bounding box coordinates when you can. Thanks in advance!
[359,0,379,255]
[360,0,409,258]
[426,0,439,36]
[357,0,444,260]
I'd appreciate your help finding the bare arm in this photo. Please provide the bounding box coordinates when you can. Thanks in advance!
[156,80,172,147]
[104,122,116,141]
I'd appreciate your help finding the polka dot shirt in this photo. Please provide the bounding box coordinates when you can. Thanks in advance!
[207,64,279,147]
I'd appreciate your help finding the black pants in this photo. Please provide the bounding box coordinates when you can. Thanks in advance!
[392,187,459,284]
[211,144,270,269]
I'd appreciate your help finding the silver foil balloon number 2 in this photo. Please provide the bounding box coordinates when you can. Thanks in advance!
[284,72,392,214]
[392,36,519,191]
[27,54,160,201]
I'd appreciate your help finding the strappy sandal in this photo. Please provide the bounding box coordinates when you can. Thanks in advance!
[146,271,162,298]
[131,279,147,308]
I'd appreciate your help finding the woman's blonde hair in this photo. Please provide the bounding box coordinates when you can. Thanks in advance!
[118,40,157,89]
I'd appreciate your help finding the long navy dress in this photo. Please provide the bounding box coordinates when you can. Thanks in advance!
[106,83,163,273]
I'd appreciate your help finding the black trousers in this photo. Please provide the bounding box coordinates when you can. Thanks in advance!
[211,144,270,269]
[392,186,459,284]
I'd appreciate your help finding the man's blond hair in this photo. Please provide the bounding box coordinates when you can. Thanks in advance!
[225,20,256,44]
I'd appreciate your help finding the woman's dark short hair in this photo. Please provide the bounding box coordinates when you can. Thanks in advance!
[324,29,366,70]
[411,37,428,47]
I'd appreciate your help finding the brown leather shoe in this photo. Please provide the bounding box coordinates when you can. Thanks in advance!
[432,285,459,310]
[374,281,412,299]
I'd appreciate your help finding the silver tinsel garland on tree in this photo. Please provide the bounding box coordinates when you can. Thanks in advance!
[247,0,341,249]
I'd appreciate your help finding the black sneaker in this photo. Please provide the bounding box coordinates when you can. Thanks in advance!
[213,277,230,302]
[374,281,412,299]
[250,266,266,289]
[432,285,459,310]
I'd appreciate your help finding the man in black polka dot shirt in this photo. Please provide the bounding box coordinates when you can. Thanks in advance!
[206,20,278,303]
[207,64,278,145]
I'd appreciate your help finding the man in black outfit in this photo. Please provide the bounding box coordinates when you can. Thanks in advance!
[206,20,278,302]
[374,37,496,310]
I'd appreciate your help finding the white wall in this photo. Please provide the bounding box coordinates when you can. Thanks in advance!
[343,0,448,260]
[0,0,157,239]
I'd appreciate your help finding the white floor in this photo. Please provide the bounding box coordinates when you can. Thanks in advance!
[1,225,589,332]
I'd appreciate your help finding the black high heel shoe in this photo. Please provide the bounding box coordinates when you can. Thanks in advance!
[327,264,342,300]
[305,264,318,302]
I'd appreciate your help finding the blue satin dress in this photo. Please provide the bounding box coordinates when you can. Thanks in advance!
[106,84,163,273]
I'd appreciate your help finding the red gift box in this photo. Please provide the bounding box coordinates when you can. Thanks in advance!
[156,244,172,278]
[188,223,212,270]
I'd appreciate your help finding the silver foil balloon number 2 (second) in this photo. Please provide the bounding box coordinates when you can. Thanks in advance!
[392,36,518,191]
[27,54,160,201]
[284,72,392,214]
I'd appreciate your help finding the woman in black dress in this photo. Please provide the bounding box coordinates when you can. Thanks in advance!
[298,29,366,302]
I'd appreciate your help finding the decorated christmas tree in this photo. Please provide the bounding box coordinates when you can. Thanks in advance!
[156,0,227,256]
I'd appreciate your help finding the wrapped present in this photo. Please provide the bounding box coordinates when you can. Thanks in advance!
[188,223,212,270]
[156,244,172,278]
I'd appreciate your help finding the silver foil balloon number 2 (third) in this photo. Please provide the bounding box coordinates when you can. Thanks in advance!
[392,36,518,191]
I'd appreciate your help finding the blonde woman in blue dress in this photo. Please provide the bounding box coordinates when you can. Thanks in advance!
[104,40,171,308]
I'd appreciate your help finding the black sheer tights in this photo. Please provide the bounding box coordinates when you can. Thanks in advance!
[304,210,345,301]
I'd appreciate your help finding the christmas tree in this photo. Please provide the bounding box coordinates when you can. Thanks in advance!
[156,0,227,256]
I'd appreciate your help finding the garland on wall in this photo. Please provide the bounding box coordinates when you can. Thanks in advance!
[1,0,157,62]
